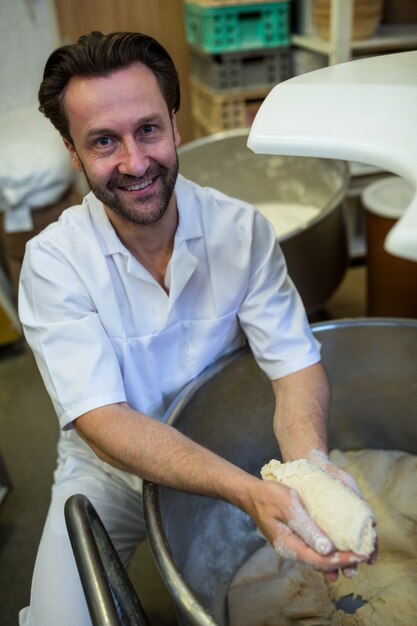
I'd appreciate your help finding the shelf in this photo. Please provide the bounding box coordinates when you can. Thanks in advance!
[293,24,417,56]
[350,24,417,53]
[292,0,417,65]
[291,33,331,55]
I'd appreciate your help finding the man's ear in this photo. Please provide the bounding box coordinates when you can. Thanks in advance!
[171,114,181,148]
[63,138,84,173]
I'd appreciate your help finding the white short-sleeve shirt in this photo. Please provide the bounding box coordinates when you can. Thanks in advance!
[19,174,320,431]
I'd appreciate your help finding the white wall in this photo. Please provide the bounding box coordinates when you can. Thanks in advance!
[0,0,60,116]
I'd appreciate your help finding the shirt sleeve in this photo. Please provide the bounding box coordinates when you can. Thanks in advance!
[237,210,321,380]
[18,239,126,430]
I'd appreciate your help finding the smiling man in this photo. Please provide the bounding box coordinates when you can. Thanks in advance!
[62,60,180,288]
[18,31,374,626]
[64,63,180,228]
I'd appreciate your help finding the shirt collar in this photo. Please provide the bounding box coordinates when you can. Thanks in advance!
[174,174,203,242]
[85,174,203,257]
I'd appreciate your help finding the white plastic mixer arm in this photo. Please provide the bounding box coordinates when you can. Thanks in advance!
[247,51,417,261]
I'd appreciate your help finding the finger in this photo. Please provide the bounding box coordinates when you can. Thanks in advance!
[272,521,365,572]
[368,536,378,564]
[343,566,359,579]
[327,551,366,570]
[369,550,378,565]
[324,570,339,582]
[272,521,329,565]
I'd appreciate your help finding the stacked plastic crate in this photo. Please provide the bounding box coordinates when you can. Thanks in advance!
[184,0,292,137]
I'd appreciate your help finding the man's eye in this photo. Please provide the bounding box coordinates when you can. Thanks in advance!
[96,137,112,147]
[142,124,155,134]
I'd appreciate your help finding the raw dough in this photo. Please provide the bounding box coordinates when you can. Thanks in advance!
[261,458,376,556]
[255,202,321,238]
[228,449,417,626]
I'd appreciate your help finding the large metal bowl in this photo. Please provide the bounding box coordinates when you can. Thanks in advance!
[144,318,417,626]
[178,130,350,316]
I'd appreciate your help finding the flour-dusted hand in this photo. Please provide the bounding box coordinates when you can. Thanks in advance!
[260,456,378,581]
[262,458,376,555]
[241,479,368,575]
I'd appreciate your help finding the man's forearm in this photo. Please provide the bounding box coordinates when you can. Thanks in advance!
[74,384,369,574]
[272,362,331,461]
[75,402,258,510]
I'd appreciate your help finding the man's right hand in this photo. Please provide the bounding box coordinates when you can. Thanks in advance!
[241,479,368,577]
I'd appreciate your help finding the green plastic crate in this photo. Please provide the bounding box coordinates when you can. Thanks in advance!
[184,2,290,54]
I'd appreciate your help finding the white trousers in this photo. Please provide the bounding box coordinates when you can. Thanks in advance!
[19,443,146,626]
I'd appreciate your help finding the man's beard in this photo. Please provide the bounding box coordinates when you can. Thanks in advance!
[84,154,179,226]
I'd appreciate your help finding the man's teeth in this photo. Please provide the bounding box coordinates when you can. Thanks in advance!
[125,180,152,191]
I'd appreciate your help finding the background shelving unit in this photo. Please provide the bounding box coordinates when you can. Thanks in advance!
[292,0,417,65]
[184,1,293,136]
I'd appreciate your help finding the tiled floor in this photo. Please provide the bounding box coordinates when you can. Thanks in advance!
[0,264,368,626]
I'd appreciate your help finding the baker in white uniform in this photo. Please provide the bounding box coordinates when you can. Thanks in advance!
[18,31,373,626]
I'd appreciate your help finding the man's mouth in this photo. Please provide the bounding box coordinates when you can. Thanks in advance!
[111,174,157,193]
[122,178,154,192]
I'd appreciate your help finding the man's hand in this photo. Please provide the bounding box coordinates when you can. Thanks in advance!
[242,479,368,576]
[269,364,376,578]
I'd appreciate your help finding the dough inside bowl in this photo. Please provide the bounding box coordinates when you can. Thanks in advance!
[255,202,321,238]
[228,449,417,626]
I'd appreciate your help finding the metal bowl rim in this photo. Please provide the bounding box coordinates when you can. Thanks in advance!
[178,128,350,242]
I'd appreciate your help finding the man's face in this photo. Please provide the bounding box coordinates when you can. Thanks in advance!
[63,62,181,226]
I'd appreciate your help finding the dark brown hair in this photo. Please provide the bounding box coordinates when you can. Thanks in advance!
[38,31,180,143]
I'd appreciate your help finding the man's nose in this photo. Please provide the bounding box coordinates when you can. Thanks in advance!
[117,139,149,176]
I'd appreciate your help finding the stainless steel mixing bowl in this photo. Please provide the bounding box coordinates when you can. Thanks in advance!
[144,318,417,626]
[178,130,350,316]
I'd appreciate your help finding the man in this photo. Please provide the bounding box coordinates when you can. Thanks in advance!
[18,31,373,626]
